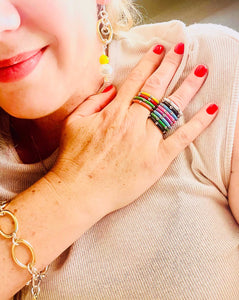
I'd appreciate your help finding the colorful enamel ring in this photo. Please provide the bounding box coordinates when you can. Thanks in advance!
[132,91,160,112]
[149,97,183,135]
[162,97,183,118]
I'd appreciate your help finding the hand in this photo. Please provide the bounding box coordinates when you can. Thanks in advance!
[50,43,218,217]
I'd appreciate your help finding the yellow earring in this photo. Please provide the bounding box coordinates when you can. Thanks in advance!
[97,4,113,89]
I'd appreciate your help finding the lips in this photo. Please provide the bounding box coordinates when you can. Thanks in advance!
[0,47,46,68]
[0,46,48,83]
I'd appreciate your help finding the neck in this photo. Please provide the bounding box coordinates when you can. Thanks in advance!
[10,76,104,163]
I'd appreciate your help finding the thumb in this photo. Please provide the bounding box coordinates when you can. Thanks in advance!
[69,84,116,119]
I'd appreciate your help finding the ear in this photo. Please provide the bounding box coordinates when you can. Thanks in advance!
[97,0,111,4]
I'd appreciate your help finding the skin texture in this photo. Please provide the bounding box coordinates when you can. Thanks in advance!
[0,1,238,298]
[0,0,104,118]
[0,2,237,220]
[0,0,105,158]
[50,45,218,214]
[0,30,221,297]
[0,1,237,223]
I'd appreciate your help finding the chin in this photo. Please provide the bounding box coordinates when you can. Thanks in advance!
[2,88,69,119]
[2,102,59,119]
[4,110,47,119]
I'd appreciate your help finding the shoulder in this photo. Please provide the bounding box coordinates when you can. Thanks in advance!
[111,21,239,93]
[113,21,239,62]
[186,22,239,44]
[185,23,239,100]
[185,23,239,67]
[123,20,187,39]
[113,20,187,50]
[116,21,239,45]
[185,23,239,86]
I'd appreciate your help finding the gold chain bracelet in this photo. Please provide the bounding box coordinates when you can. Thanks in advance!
[0,202,48,299]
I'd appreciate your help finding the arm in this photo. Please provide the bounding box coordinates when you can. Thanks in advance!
[0,81,117,300]
[0,44,218,299]
[228,106,239,224]
[0,172,104,300]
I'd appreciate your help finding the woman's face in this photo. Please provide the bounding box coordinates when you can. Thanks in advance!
[0,0,104,118]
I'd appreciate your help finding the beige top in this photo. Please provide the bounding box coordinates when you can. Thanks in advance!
[1,20,239,299]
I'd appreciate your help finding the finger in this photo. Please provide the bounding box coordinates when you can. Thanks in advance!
[142,42,184,100]
[134,64,208,136]
[130,43,184,119]
[66,85,117,122]
[115,44,166,107]
[168,64,208,111]
[162,103,219,162]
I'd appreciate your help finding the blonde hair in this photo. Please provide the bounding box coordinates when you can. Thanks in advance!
[107,0,142,35]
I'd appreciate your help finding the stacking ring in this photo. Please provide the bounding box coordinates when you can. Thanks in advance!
[132,91,159,112]
[132,91,183,135]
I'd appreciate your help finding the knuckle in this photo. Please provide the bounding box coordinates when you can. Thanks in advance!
[101,106,116,122]
[128,69,145,84]
[86,97,96,106]
[182,77,200,97]
[120,117,131,137]
[100,106,128,136]
[176,127,192,145]
[164,54,179,68]
[144,74,163,89]
[121,112,134,135]
[170,94,184,109]
[145,54,162,68]
[107,118,129,142]
[185,75,199,89]
[193,116,205,131]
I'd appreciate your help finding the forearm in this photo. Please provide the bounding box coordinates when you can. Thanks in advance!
[0,172,103,299]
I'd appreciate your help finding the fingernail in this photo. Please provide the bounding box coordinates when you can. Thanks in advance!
[102,85,113,93]
[206,104,218,115]
[194,65,208,77]
[153,44,164,55]
[174,42,184,54]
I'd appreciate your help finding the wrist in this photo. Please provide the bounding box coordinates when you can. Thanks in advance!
[44,169,109,224]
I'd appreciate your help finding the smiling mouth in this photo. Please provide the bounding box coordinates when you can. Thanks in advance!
[0,46,48,83]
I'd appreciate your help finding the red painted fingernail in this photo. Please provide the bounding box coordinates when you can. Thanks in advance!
[153,44,164,55]
[194,65,208,77]
[102,85,113,93]
[174,42,184,54]
[206,104,218,115]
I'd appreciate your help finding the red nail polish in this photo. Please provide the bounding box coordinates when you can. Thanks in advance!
[194,65,208,77]
[174,43,184,54]
[206,104,218,115]
[153,44,164,55]
[102,85,113,93]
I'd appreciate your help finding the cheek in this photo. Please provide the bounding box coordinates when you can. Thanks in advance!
[20,0,97,49]
[0,0,99,118]
[31,1,98,75]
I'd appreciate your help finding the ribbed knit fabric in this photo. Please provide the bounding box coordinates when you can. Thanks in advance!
[1,20,239,299]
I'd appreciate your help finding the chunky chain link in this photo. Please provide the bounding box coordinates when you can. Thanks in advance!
[97,5,113,46]
[0,203,48,299]
[26,264,49,299]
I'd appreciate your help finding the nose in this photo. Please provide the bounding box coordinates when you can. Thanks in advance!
[0,1,21,32]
